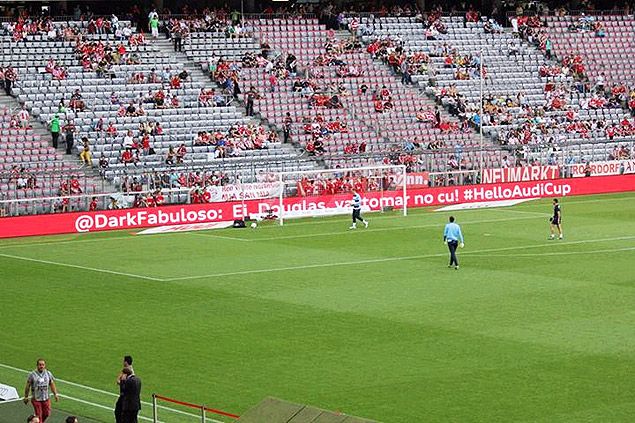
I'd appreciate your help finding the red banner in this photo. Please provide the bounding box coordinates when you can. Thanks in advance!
[482,165,559,184]
[1,175,634,238]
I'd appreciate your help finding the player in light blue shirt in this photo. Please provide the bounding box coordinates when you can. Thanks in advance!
[349,190,369,229]
[443,216,464,269]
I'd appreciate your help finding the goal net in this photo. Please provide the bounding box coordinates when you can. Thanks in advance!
[275,164,407,225]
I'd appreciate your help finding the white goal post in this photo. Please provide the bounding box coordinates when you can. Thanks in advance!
[276,164,408,226]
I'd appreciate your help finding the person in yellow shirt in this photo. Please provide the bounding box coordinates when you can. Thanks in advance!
[80,137,92,167]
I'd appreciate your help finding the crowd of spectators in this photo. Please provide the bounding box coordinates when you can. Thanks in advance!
[296,173,385,196]
[192,122,277,156]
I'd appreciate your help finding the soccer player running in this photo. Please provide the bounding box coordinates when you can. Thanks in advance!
[443,216,464,269]
[549,198,563,240]
[349,189,369,229]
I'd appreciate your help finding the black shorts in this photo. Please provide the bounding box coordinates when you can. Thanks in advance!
[550,217,561,225]
[352,209,361,220]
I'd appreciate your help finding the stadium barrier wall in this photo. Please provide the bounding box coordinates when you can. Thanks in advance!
[1,175,634,239]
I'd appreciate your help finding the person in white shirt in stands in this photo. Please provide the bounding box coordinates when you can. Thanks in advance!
[18,106,30,128]
[595,73,605,94]
[122,25,132,39]
[122,130,134,149]
[47,27,57,40]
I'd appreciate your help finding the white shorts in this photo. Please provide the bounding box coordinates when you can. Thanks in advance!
[151,28,159,37]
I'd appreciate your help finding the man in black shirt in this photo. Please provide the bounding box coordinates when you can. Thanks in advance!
[549,198,563,240]
[120,367,141,423]
[283,112,292,143]
[245,86,259,116]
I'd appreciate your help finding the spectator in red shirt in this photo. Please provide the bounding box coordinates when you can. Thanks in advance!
[176,144,186,164]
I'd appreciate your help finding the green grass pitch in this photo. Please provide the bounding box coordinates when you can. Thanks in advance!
[0,192,634,422]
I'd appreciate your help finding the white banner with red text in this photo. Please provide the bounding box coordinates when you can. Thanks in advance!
[568,160,635,178]
[1,175,634,238]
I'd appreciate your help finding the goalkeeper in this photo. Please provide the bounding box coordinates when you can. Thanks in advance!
[443,216,464,270]
[349,190,369,229]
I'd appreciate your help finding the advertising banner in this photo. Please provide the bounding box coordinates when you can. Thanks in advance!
[206,181,283,202]
[482,165,559,184]
[569,160,635,178]
[1,175,634,238]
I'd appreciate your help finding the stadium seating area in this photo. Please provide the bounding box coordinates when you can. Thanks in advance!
[354,13,635,166]
[0,20,320,210]
[544,14,635,86]
[1,9,634,215]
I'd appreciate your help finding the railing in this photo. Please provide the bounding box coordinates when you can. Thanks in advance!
[1,156,633,217]
[0,187,190,217]
[506,9,631,18]
[152,394,239,423]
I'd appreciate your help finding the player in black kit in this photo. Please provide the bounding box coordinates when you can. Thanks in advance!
[549,198,563,240]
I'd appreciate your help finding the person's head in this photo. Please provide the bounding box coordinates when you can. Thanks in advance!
[553,198,558,205]
[27,415,40,423]
[123,355,133,367]
[65,417,78,423]
[36,359,46,372]
[449,216,455,223]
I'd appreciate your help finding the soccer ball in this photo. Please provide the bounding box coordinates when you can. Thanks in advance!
[250,222,257,229]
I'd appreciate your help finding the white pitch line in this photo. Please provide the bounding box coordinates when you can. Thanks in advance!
[165,235,635,282]
[251,215,544,242]
[460,235,635,256]
[465,246,635,257]
[0,362,213,421]
[188,232,253,242]
[499,209,550,217]
[0,253,162,282]
[560,194,635,206]
[166,253,442,281]
[0,234,137,250]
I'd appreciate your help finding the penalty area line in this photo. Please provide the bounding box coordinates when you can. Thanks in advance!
[464,246,635,257]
